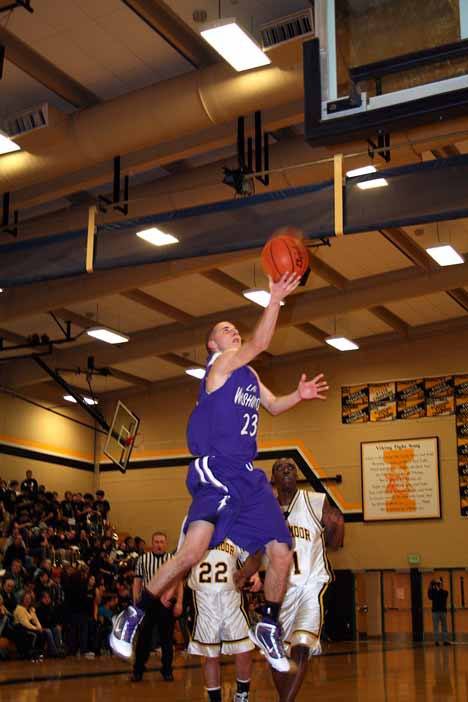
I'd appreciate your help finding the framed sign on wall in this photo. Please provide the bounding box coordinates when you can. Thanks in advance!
[361,437,441,521]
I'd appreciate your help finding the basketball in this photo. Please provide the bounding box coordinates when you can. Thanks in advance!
[261,227,310,283]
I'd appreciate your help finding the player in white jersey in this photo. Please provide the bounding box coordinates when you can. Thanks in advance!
[236,458,344,702]
[179,522,258,702]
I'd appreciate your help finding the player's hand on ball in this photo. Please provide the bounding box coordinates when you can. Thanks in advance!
[269,272,301,303]
[298,373,329,401]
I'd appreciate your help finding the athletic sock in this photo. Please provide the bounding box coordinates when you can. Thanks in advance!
[236,680,250,694]
[207,687,222,702]
[262,601,281,623]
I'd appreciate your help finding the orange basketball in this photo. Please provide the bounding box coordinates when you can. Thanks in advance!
[261,227,310,283]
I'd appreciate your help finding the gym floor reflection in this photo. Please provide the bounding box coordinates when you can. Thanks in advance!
[0,642,466,702]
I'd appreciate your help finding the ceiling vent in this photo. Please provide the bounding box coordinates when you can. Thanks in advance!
[260,8,315,50]
[2,103,49,138]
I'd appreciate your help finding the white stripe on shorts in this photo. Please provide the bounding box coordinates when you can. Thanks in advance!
[201,456,229,493]
[194,458,208,484]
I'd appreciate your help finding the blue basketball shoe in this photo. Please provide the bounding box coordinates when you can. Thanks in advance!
[109,605,145,660]
[249,621,290,672]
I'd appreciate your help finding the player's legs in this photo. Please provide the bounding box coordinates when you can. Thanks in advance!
[249,541,293,673]
[263,539,293,603]
[234,651,253,702]
[271,645,309,702]
[272,581,327,701]
[202,655,222,702]
[146,521,214,597]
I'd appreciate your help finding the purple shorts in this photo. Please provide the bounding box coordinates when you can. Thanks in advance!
[184,455,292,553]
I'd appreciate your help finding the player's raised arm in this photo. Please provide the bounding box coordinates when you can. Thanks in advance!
[258,373,329,416]
[210,273,300,381]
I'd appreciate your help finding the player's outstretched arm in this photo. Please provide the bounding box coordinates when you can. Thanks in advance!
[212,273,300,378]
[258,373,329,415]
[322,498,344,549]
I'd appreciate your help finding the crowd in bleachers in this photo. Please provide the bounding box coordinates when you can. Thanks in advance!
[0,470,145,661]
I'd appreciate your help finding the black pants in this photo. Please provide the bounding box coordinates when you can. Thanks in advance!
[133,600,174,676]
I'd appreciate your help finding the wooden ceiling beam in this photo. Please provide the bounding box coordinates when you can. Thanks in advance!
[379,227,437,271]
[369,305,409,336]
[0,25,99,108]
[6,256,468,389]
[0,248,260,324]
[29,314,468,404]
[447,287,468,312]
[121,289,194,324]
[121,0,218,68]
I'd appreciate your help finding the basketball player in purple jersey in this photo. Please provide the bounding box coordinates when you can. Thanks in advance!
[110,272,329,672]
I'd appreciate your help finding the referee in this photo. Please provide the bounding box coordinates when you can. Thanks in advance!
[131,531,182,682]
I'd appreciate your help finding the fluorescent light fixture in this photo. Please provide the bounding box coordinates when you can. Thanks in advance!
[86,326,129,345]
[346,165,377,178]
[356,178,388,190]
[83,396,98,405]
[136,227,179,246]
[425,244,464,266]
[64,394,98,405]
[325,336,359,351]
[200,18,271,72]
[243,288,285,308]
[0,288,3,293]
[0,131,20,156]
[185,367,206,380]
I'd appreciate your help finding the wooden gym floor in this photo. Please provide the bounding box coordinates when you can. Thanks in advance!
[0,642,466,701]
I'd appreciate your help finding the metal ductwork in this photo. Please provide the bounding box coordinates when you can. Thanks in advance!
[1,61,303,193]
[18,115,466,242]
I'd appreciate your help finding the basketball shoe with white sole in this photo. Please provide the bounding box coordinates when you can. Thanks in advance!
[249,621,290,672]
[109,605,145,661]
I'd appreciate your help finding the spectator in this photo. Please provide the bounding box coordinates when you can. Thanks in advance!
[61,491,76,527]
[4,536,27,569]
[6,559,25,596]
[94,490,111,522]
[1,578,18,613]
[13,591,43,660]
[97,593,118,654]
[62,568,90,656]
[36,591,63,657]
[428,578,450,646]
[6,481,21,514]
[21,470,38,498]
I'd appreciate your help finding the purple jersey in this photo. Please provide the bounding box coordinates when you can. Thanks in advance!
[187,354,260,464]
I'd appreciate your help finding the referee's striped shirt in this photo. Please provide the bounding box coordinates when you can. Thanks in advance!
[135,551,174,586]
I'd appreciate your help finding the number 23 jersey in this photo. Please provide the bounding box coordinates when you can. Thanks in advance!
[285,490,331,587]
[186,353,260,464]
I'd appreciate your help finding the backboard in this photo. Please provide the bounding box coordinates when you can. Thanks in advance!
[103,401,140,473]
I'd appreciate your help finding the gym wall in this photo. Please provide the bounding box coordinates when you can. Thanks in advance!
[0,394,96,495]
[100,326,468,569]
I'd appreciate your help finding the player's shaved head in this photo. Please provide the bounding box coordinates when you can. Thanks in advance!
[206,321,241,353]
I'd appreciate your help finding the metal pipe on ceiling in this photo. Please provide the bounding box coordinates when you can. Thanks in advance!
[0,60,303,193]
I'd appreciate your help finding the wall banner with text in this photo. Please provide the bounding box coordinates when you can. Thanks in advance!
[361,437,441,521]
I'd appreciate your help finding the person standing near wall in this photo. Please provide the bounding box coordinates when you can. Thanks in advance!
[428,579,450,646]
[129,532,183,683]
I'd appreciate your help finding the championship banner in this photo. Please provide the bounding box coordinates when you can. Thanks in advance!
[455,375,468,517]
[369,382,396,422]
[341,385,369,424]
[425,376,455,417]
[397,379,425,420]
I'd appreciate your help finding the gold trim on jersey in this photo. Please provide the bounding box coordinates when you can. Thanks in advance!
[239,591,251,629]
[190,589,199,641]
[304,491,324,532]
